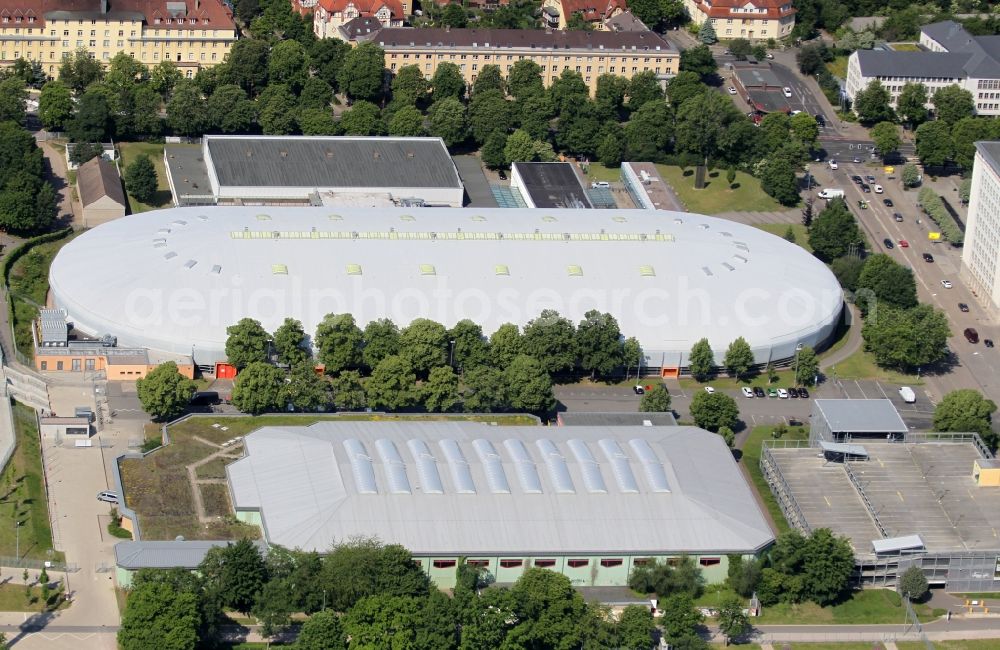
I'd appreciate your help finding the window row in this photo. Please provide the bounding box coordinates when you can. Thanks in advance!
[429,557,721,569]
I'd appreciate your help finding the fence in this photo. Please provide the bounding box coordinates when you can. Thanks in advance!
[759,444,812,533]
[843,458,890,538]
[906,431,994,459]
[0,555,79,572]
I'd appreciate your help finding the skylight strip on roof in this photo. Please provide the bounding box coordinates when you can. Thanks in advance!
[472,439,510,494]
[503,439,543,494]
[343,438,378,494]
[535,439,575,494]
[374,438,411,494]
[438,439,476,494]
[628,439,671,493]
[405,439,444,495]
[597,439,639,494]
[566,439,607,494]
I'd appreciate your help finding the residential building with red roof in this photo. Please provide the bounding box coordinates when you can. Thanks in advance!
[541,0,626,31]
[683,0,795,41]
[313,0,405,39]
[0,0,237,78]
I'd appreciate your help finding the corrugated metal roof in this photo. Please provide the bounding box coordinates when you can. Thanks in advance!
[559,412,677,427]
[114,540,266,570]
[872,534,924,554]
[819,440,869,457]
[226,422,774,555]
[814,399,908,434]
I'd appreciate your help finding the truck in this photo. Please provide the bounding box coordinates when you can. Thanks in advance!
[898,386,916,403]
[818,188,844,200]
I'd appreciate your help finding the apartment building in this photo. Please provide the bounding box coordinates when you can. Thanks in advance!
[960,142,1000,316]
[682,0,796,41]
[313,0,404,40]
[540,0,626,31]
[366,27,678,94]
[845,21,1000,116]
[0,0,237,79]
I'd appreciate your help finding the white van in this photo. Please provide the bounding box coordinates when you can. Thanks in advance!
[818,188,844,200]
[898,386,916,403]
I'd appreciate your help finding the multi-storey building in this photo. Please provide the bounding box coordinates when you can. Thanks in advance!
[361,27,678,94]
[960,142,1000,315]
[682,0,795,41]
[313,0,404,40]
[845,21,1000,117]
[540,0,626,31]
[0,0,237,79]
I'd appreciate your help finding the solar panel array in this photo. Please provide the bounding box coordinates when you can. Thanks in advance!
[338,436,671,498]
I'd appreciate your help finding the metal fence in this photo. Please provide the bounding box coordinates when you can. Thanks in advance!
[0,555,79,572]
[906,431,994,459]
[843,458,890,538]
[759,445,812,533]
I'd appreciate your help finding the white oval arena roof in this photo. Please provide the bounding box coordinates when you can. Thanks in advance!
[50,206,843,366]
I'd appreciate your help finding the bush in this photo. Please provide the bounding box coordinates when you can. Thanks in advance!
[917,187,964,244]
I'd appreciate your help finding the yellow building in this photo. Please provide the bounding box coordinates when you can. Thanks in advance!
[0,0,237,79]
[683,0,796,41]
[368,27,678,94]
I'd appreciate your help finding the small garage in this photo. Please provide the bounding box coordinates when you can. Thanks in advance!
[77,157,127,227]
[39,416,91,439]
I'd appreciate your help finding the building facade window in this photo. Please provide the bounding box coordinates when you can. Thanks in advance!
[567,559,589,568]
[432,559,456,568]
[499,559,523,568]
[534,559,556,567]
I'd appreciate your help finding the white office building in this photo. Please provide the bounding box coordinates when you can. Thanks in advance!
[961,142,1000,314]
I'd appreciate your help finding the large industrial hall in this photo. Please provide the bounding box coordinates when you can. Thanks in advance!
[48,205,843,371]
[225,421,774,588]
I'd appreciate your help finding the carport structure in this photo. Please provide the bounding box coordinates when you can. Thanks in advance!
[731,64,791,116]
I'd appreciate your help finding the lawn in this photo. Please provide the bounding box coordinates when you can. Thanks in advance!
[754,223,813,253]
[655,164,788,214]
[195,457,231,480]
[700,586,941,624]
[951,592,1000,601]
[116,142,172,213]
[740,424,809,535]
[890,43,921,51]
[829,348,923,385]
[7,232,76,360]
[0,582,69,612]
[898,642,1000,650]
[678,370,798,392]
[0,403,64,562]
[123,414,539,540]
[580,162,621,183]
[826,56,849,79]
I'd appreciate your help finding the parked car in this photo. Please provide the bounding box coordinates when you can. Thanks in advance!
[899,239,909,248]
[893,212,904,222]
[767,388,778,398]
[874,184,884,193]
[942,279,952,288]
[883,238,894,249]
[777,388,789,399]
[815,114,825,126]
[728,86,737,95]
[783,86,793,97]
[766,53,774,59]
[850,175,863,184]
[923,253,934,262]
[986,339,995,348]
[883,198,894,207]
[858,200,868,209]
[829,160,838,170]
[965,327,980,343]
[633,385,645,395]
[860,183,871,193]
[591,181,610,188]
[865,175,876,183]
[498,170,507,180]
[754,386,766,398]
[97,491,119,503]
[787,387,799,398]
[742,386,754,398]
[959,302,970,312]
[798,387,810,398]
[704,386,716,393]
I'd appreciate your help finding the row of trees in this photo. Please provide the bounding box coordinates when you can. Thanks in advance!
[0,118,59,234]
[119,537,664,650]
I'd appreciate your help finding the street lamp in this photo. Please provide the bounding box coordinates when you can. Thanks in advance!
[794,343,804,385]
[15,520,21,562]
[448,340,456,367]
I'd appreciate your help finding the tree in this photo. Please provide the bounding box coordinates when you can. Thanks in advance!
[441,2,469,27]
[616,604,656,650]
[575,310,624,378]
[283,362,331,412]
[431,62,467,103]
[165,80,205,137]
[698,20,717,44]
[505,354,555,413]
[315,313,363,374]
[951,116,994,170]
[468,90,511,145]
[690,391,740,432]
[489,323,523,366]
[338,42,386,102]
[628,556,704,599]
[124,155,157,204]
[933,389,998,449]
[507,60,544,100]
[362,318,401,370]
[760,155,800,206]
[789,112,819,148]
[297,609,347,650]
[625,101,672,161]
[717,596,749,645]
[625,72,664,114]
[199,538,267,615]
[131,85,164,138]
[273,318,309,366]
[550,69,589,115]
[399,318,449,377]
[428,96,468,146]
[69,88,112,143]
[727,555,762,598]
[896,82,929,126]
[391,65,430,106]
[422,366,461,412]
[680,45,717,79]
[794,346,819,386]
[59,48,104,94]
[472,64,505,97]
[331,369,367,411]
[0,173,56,235]
[208,85,257,134]
[796,43,829,75]
[639,384,671,412]
[231,362,285,415]
[723,337,754,380]
[221,38,269,95]
[463,366,508,412]
[268,39,309,93]
[258,84,298,135]
[481,130,508,169]
[660,593,703,642]
[150,61,183,97]
[522,309,577,375]
[862,304,950,371]
[298,108,337,135]
[932,84,975,125]
[729,38,752,61]
[225,318,271,369]
[448,319,489,371]
[340,100,383,136]
[594,74,628,119]
[688,338,715,381]
[898,566,929,602]
[901,162,921,187]
[675,91,741,165]
[69,142,104,166]
[856,254,918,314]
[853,80,894,124]
[597,126,626,168]
[366,355,418,411]
[118,582,200,650]
[135,361,196,421]
[802,528,854,605]
[870,121,901,159]
[38,81,74,131]
[915,119,953,167]
[808,198,862,262]
[299,77,334,111]
[387,105,425,137]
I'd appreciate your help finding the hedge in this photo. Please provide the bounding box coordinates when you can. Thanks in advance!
[918,187,964,245]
